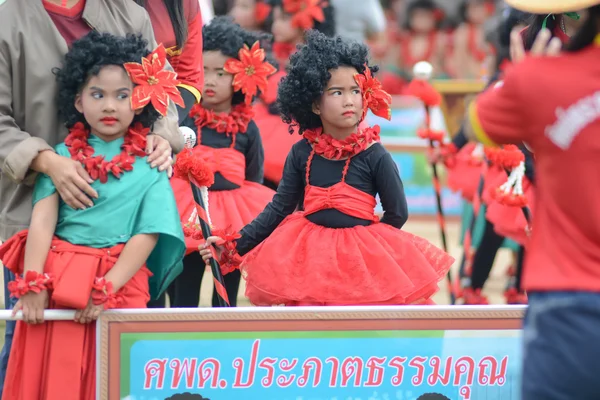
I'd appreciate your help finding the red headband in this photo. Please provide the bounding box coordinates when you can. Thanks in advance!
[354,66,392,121]
[123,44,185,117]
[282,0,328,30]
[224,41,277,105]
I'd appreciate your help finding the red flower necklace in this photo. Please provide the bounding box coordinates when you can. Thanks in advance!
[65,122,149,183]
[190,103,255,146]
[302,126,381,160]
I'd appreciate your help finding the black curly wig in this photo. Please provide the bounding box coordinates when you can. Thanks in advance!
[276,30,377,134]
[268,0,336,37]
[54,31,160,129]
[203,16,277,105]
[416,393,451,400]
[164,393,210,400]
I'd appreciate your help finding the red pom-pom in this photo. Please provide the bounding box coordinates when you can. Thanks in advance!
[173,149,215,187]
[496,145,525,169]
[404,79,442,107]
[491,188,528,208]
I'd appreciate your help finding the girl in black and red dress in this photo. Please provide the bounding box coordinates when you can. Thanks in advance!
[170,17,277,307]
[201,31,454,306]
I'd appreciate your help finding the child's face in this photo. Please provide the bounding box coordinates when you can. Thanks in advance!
[75,65,137,141]
[314,66,363,132]
[271,6,302,43]
[411,9,436,33]
[202,50,235,112]
[466,1,490,25]
[230,0,258,30]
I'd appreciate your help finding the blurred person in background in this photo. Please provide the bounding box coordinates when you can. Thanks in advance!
[331,0,386,45]
[229,0,272,31]
[253,0,336,190]
[448,0,497,79]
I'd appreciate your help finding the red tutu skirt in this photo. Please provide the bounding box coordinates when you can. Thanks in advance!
[241,214,454,306]
[172,177,275,254]
[446,143,484,202]
[486,179,535,246]
[209,181,275,232]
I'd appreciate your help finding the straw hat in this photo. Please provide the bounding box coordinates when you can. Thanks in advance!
[505,0,600,13]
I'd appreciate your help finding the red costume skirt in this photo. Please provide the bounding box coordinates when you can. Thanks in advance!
[0,231,151,400]
[446,143,484,202]
[241,214,454,306]
[209,182,275,234]
[172,178,275,254]
[486,179,535,246]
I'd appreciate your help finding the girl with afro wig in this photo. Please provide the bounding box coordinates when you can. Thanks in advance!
[201,31,454,306]
[0,31,186,398]
[168,16,277,308]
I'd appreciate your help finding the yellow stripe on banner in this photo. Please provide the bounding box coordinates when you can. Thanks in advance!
[468,101,497,147]
[594,34,600,47]
[178,84,202,104]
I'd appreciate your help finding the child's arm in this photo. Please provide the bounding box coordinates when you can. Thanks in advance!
[244,122,265,183]
[103,233,158,292]
[374,151,409,229]
[14,193,59,324]
[75,233,158,324]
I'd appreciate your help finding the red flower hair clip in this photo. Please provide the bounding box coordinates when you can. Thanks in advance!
[283,0,328,30]
[124,44,185,116]
[354,66,392,121]
[224,41,277,105]
[255,0,272,23]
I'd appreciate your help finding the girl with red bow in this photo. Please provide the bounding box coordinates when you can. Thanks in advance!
[253,0,336,189]
[169,17,277,308]
[0,32,186,399]
[200,31,454,306]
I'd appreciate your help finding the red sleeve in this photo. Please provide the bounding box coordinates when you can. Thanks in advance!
[468,65,529,146]
[175,4,203,101]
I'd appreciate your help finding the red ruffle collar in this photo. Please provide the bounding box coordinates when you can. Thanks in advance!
[65,122,149,183]
[303,126,381,160]
[189,103,255,136]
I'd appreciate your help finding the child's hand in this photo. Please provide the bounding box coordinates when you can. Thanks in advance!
[74,297,104,324]
[200,236,225,265]
[13,291,49,325]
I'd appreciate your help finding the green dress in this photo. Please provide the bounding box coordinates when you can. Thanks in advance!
[33,134,185,299]
[459,202,519,251]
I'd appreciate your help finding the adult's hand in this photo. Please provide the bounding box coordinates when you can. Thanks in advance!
[510,28,562,64]
[39,152,98,210]
[146,134,174,176]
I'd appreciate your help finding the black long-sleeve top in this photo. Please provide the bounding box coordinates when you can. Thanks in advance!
[181,117,265,191]
[236,139,409,255]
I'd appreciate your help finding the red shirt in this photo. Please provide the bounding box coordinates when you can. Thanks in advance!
[469,37,600,292]
[144,0,203,100]
[43,0,92,47]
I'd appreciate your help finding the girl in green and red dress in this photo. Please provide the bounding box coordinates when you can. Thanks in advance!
[0,32,185,399]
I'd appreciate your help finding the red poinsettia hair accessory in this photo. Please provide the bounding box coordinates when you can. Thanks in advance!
[123,44,185,116]
[255,0,272,23]
[224,41,277,105]
[283,0,328,30]
[354,66,392,121]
